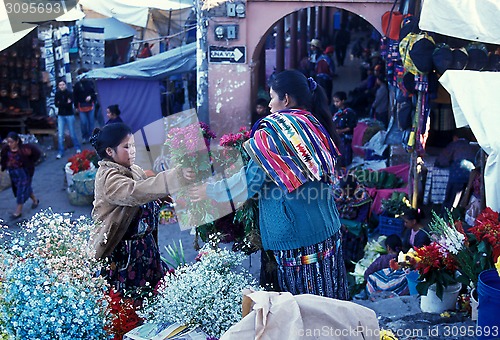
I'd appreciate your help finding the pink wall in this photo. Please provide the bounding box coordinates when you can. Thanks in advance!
[207,0,394,137]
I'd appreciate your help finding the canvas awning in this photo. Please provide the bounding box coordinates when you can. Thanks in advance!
[82,42,196,80]
[420,0,500,45]
[79,17,136,41]
[419,0,500,211]
[78,0,192,28]
[0,0,85,51]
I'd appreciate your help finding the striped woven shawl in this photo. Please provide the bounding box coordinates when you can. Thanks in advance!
[244,109,340,193]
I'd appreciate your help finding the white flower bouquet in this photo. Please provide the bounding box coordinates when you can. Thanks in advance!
[141,245,259,338]
[0,210,110,339]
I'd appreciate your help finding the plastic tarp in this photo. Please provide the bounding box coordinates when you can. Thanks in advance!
[439,70,500,212]
[82,42,196,80]
[78,0,192,28]
[420,0,500,45]
[96,79,161,134]
[0,0,84,51]
[79,17,136,41]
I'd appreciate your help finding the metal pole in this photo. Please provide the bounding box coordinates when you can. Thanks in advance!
[411,92,423,208]
[196,0,209,125]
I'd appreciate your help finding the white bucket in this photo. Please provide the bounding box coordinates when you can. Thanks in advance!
[471,288,478,321]
[420,282,461,313]
[65,162,95,189]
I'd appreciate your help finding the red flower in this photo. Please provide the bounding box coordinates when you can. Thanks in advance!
[105,289,143,340]
[67,150,97,173]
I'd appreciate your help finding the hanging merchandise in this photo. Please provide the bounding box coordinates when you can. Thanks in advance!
[432,43,453,75]
[450,47,468,70]
[466,42,489,71]
[40,28,56,117]
[399,15,419,41]
[381,0,403,41]
[399,33,435,75]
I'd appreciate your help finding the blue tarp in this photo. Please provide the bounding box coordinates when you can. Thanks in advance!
[82,42,196,80]
[82,43,196,134]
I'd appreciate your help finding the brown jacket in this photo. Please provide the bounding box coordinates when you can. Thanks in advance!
[90,160,178,259]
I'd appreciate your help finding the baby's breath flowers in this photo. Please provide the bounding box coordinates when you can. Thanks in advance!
[140,245,259,338]
[0,210,110,339]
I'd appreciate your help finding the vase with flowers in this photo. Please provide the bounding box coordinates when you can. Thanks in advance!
[393,241,463,312]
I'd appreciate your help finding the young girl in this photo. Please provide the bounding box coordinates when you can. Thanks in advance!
[401,208,431,252]
[0,131,41,219]
[90,123,189,297]
[332,91,357,167]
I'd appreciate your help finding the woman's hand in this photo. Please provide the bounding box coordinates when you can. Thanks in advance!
[182,167,197,181]
[189,183,208,202]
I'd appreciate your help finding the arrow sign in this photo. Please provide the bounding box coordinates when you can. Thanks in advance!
[209,46,246,64]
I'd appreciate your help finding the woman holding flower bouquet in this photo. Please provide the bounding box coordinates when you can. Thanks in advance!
[191,70,349,299]
[90,123,189,298]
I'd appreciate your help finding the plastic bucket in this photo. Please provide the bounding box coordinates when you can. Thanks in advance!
[477,269,500,339]
[420,282,461,313]
[405,270,420,296]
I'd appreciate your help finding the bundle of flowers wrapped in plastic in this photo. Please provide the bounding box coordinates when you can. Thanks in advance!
[351,235,388,285]
[0,210,110,339]
[140,244,259,338]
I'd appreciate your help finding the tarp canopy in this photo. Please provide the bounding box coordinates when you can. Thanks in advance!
[79,17,136,41]
[439,71,500,213]
[79,0,192,28]
[420,0,500,211]
[82,42,196,80]
[420,0,500,45]
[0,0,85,51]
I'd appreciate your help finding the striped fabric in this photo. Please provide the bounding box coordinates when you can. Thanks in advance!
[244,110,340,193]
[274,232,349,299]
[366,268,409,296]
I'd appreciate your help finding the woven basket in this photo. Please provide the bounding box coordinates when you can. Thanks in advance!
[67,189,94,206]
[71,169,97,196]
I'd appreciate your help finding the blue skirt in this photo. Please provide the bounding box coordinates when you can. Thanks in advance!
[273,231,349,299]
[8,168,33,205]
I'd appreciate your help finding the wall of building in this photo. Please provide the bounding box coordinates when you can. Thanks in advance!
[207,0,394,137]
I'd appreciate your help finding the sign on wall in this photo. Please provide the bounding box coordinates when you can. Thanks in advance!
[209,46,246,64]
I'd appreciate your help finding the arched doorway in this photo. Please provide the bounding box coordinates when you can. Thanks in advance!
[207,0,394,136]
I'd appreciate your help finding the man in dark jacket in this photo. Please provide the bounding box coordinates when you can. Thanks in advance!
[73,68,97,144]
[54,80,81,159]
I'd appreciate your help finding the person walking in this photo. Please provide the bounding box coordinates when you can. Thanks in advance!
[90,123,190,298]
[190,70,349,299]
[54,80,81,159]
[74,68,97,144]
[0,131,41,219]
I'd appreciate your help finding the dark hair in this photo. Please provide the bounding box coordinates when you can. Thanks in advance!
[57,79,66,85]
[269,70,341,149]
[6,131,22,145]
[108,104,121,116]
[77,68,89,75]
[90,123,131,160]
[333,91,347,101]
[402,207,424,222]
[385,234,403,253]
[255,97,268,107]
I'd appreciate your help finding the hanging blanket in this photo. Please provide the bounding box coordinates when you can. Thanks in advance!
[245,109,340,192]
